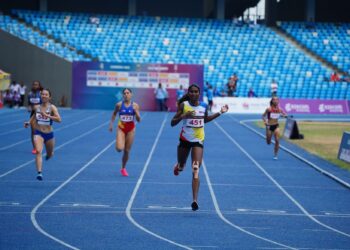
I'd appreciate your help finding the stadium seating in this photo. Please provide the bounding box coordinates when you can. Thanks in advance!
[279,22,350,74]
[3,10,349,100]
[0,14,88,62]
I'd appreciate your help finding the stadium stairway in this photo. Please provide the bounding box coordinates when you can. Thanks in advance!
[275,23,349,78]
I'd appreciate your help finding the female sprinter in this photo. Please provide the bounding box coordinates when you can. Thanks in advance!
[24,89,61,180]
[262,96,288,160]
[27,80,43,154]
[109,88,141,177]
[171,84,228,211]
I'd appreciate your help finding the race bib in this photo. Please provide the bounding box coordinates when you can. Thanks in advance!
[270,113,280,119]
[186,118,204,128]
[30,97,40,104]
[36,113,50,125]
[120,115,134,122]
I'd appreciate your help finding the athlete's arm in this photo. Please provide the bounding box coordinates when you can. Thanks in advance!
[133,103,141,122]
[24,114,35,128]
[171,103,186,127]
[280,108,288,118]
[45,105,62,123]
[205,104,228,123]
[109,102,121,131]
[262,108,269,125]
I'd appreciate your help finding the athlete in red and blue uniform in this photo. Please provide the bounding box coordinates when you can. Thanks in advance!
[109,88,141,176]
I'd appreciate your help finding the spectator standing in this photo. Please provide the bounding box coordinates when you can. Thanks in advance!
[207,84,214,112]
[154,83,166,111]
[3,89,13,107]
[227,73,238,97]
[270,79,278,97]
[176,85,185,101]
[247,87,257,98]
[10,81,21,94]
[330,72,340,82]
[12,91,21,108]
[19,82,27,107]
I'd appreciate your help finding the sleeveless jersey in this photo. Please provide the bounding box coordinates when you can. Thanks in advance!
[268,106,282,120]
[36,104,53,126]
[119,102,135,123]
[180,101,207,143]
[28,91,41,105]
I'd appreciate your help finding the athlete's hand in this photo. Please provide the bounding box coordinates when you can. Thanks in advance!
[220,104,229,114]
[41,111,49,119]
[182,110,195,119]
[24,121,30,128]
[108,123,113,132]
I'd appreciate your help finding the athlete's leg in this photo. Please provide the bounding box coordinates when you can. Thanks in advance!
[44,137,55,160]
[175,145,191,173]
[30,125,36,153]
[273,128,280,158]
[116,127,125,152]
[190,146,203,210]
[34,134,44,178]
[122,129,135,169]
[266,126,272,145]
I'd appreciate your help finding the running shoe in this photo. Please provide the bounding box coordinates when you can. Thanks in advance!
[36,173,43,181]
[173,164,179,176]
[120,168,129,177]
[191,201,199,211]
[273,156,278,160]
[31,149,37,154]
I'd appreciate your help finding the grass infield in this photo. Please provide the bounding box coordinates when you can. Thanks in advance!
[255,121,350,171]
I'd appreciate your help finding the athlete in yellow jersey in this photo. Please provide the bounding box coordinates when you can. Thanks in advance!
[171,84,228,211]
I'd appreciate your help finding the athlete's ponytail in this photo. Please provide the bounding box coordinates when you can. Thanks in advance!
[177,93,190,105]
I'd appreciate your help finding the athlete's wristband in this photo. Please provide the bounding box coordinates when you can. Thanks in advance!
[219,111,223,115]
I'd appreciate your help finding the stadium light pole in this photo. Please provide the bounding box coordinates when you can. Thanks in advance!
[217,0,225,20]
[129,0,136,16]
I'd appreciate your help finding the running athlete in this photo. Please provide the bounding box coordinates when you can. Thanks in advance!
[27,81,43,154]
[171,84,228,211]
[109,88,141,177]
[24,89,61,180]
[262,96,287,160]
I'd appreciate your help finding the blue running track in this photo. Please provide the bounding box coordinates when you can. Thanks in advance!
[0,109,350,249]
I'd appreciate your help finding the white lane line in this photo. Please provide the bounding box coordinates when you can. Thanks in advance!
[0,118,28,126]
[0,121,109,178]
[202,160,297,250]
[0,112,103,151]
[215,121,350,238]
[238,118,350,189]
[125,114,193,250]
[0,127,23,136]
[31,140,115,250]
[59,203,111,208]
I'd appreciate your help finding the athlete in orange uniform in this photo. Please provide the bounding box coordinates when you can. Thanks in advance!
[109,88,141,176]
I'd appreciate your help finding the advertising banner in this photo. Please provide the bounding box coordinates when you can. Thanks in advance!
[72,62,203,110]
[279,99,350,115]
[338,132,350,163]
[209,97,270,114]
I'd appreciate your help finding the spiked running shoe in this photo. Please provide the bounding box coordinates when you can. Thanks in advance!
[120,168,129,177]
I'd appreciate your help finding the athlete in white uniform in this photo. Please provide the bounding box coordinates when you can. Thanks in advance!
[171,84,228,211]
[25,89,61,180]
